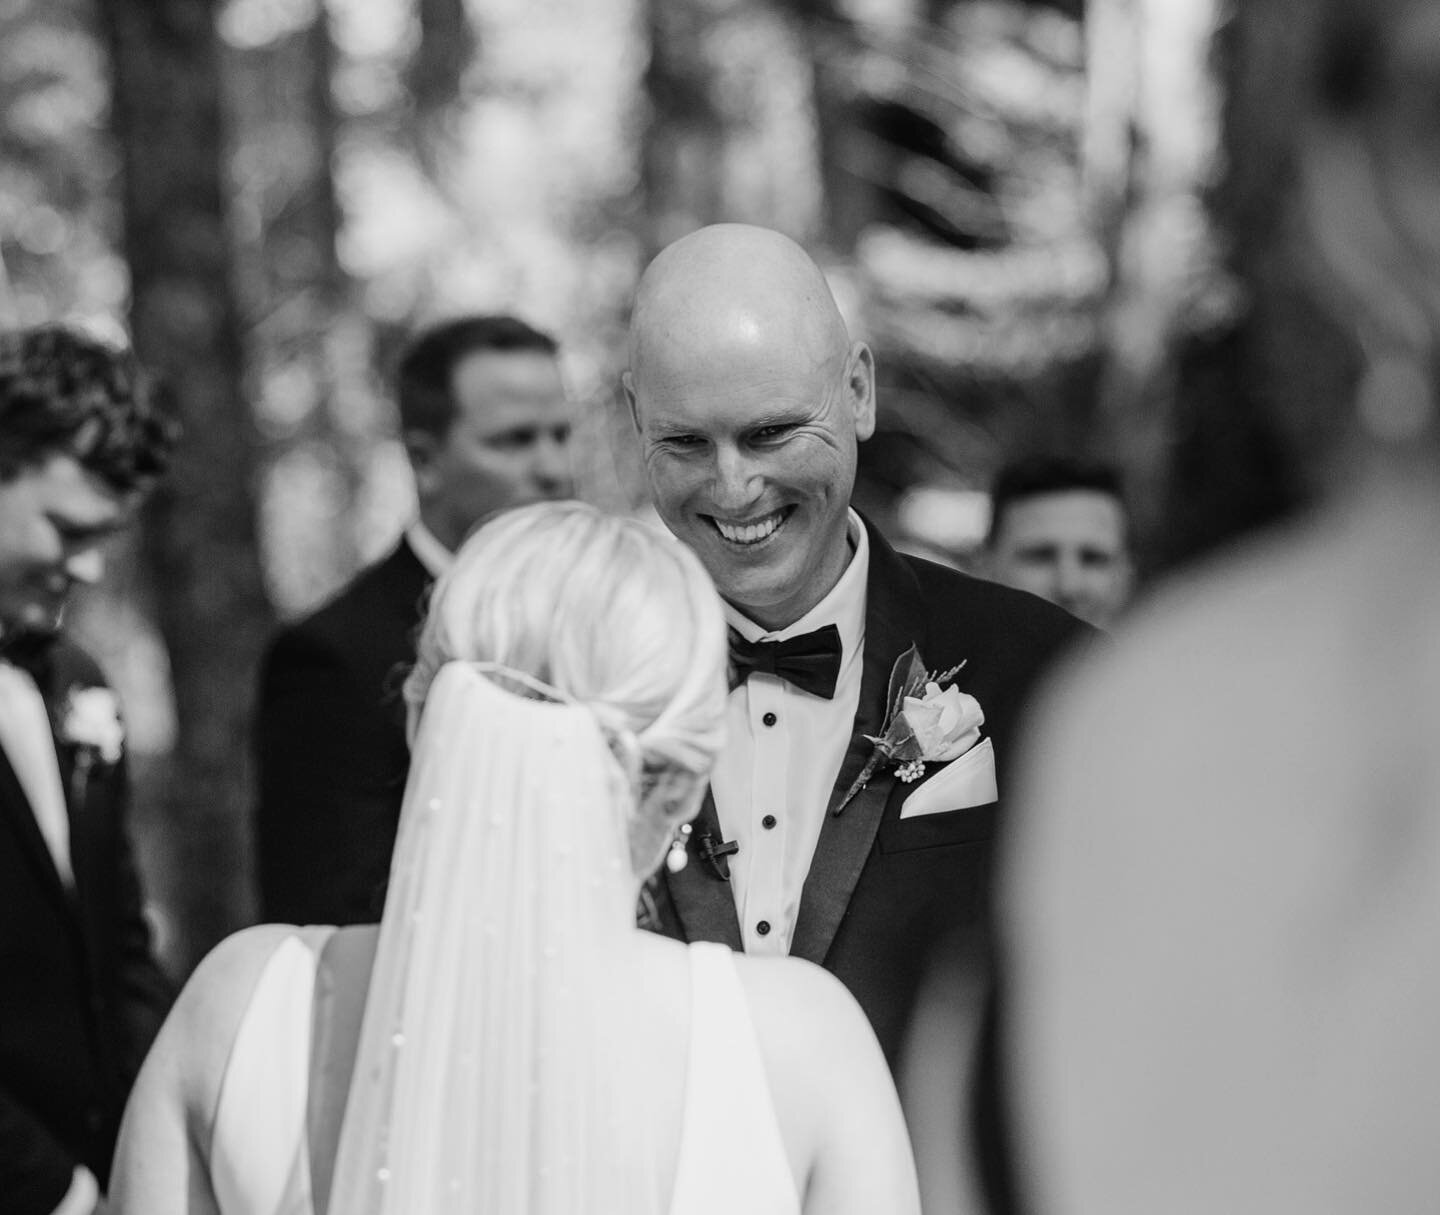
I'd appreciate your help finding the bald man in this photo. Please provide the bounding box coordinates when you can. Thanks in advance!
[625,224,1090,1074]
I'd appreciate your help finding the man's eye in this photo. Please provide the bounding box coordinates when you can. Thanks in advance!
[662,435,704,449]
[752,425,793,442]
[488,430,536,450]
[55,524,108,547]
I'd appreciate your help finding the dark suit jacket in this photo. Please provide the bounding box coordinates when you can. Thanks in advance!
[0,639,173,1213]
[255,539,432,925]
[649,516,1089,1063]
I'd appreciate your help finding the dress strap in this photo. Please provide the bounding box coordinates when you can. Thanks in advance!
[668,942,800,1215]
[210,928,333,1215]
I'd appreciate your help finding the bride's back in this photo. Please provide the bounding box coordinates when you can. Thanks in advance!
[208,919,906,1215]
[111,502,916,1215]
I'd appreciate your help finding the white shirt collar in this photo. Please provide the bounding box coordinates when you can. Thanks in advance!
[724,509,869,657]
[405,520,454,579]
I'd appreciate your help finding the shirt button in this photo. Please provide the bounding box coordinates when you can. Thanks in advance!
[756,920,771,936]
[762,711,777,727]
[761,814,777,829]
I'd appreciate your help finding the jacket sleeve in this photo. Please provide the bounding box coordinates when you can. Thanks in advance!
[0,1085,77,1215]
[254,628,407,925]
[109,758,176,1084]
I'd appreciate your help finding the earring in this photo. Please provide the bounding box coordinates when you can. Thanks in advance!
[665,823,693,874]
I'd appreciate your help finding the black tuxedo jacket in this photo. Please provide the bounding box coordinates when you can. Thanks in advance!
[0,639,173,1213]
[649,517,1090,1063]
[255,539,432,925]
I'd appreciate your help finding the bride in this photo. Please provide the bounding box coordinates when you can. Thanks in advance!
[109,501,919,1214]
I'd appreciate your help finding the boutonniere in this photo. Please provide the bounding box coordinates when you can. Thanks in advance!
[834,644,980,815]
[58,685,126,763]
[57,686,124,801]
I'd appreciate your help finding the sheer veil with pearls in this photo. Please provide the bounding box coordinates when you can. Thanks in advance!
[326,660,669,1214]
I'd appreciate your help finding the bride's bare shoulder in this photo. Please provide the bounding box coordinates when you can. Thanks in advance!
[731,953,877,1064]
[731,954,919,1212]
[159,925,326,1115]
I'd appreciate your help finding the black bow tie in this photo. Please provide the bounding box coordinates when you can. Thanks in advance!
[728,624,842,700]
[0,630,56,681]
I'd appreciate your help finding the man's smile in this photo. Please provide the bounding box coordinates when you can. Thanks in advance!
[706,506,794,547]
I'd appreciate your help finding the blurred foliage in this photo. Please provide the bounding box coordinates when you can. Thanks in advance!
[0,0,128,328]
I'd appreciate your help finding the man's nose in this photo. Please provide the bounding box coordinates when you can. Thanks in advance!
[533,433,573,494]
[64,547,105,586]
[710,445,762,512]
[1054,555,1091,603]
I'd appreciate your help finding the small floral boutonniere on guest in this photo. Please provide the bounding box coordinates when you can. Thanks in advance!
[835,644,981,814]
[58,684,125,801]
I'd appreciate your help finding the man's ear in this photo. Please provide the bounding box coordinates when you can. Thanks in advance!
[403,428,441,499]
[848,342,877,442]
[622,370,642,434]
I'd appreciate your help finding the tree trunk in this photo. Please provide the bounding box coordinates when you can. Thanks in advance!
[408,0,475,158]
[227,5,379,615]
[100,0,272,976]
[639,0,821,253]
[1083,0,1226,563]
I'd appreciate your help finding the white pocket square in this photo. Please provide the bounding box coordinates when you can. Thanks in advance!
[899,737,997,819]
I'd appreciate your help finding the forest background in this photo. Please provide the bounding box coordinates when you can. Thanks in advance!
[2,0,1266,978]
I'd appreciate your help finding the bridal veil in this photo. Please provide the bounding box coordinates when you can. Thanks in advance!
[327,660,669,1214]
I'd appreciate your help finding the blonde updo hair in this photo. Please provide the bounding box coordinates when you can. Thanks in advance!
[405,501,728,796]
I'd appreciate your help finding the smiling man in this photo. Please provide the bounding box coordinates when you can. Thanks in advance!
[626,226,1088,1101]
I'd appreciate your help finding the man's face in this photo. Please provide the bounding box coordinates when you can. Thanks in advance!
[415,349,574,550]
[630,346,874,631]
[989,490,1133,629]
[0,452,132,638]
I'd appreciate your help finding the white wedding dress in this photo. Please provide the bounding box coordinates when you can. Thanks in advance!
[206,929,801,1215]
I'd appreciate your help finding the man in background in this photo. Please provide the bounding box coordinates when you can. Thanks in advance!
[255,314,574,925]
[985,455,1134,629]
[0,323,176,1215]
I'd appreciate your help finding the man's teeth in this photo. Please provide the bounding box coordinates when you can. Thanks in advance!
[716,513,783,544]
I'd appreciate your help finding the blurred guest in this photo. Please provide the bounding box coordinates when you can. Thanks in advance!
[254,314,573,925]
[1003,1,1440,1211]
[984,456,1133,630]
[0,324,176,1215]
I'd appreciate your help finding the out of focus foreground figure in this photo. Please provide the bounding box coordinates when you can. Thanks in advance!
[1004,2,1440,1212]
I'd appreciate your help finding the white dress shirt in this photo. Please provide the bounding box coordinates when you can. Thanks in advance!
[0,658,74,887]
[405,519,454,579]
[713,510,869,955]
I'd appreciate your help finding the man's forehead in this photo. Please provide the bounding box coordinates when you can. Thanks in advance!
[999,490,1127,543]
[451,348,563,393]
[634,363,839,427]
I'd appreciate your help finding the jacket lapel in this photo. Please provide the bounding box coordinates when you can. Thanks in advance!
[790,519,926,965]
[0,710,77,915]
[661,787,744,950]
[39,643,106,914]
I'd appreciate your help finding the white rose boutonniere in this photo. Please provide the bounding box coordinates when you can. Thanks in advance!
[835,644,982,815]
[900,681,983,766]
[59,686,125,765]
